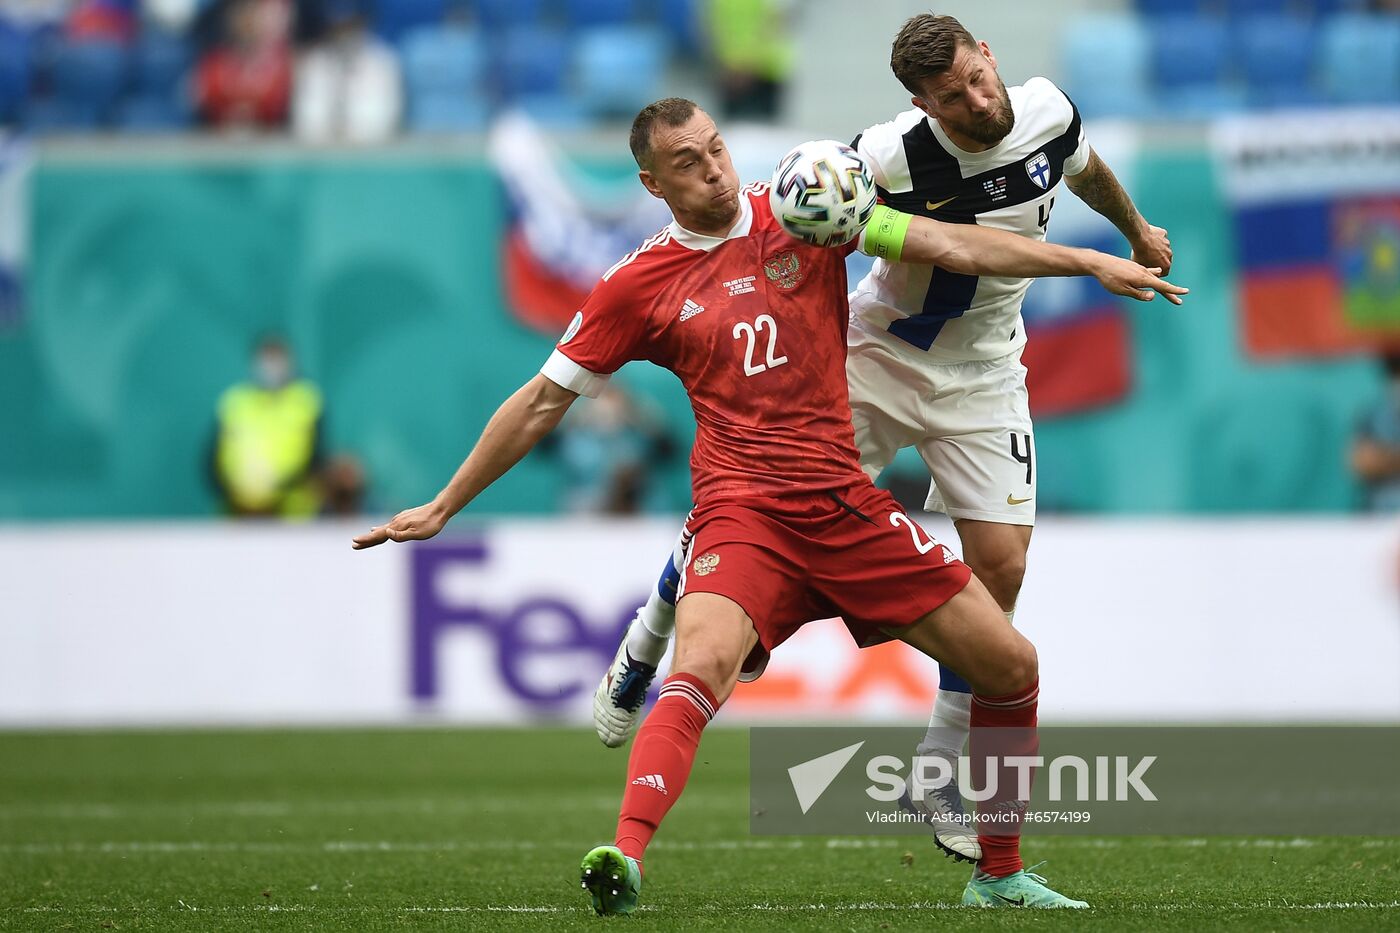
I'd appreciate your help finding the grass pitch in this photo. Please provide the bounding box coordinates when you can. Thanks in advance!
[1,728,1397,931]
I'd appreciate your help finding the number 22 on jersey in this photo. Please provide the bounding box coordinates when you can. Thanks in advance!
[732,314,788,377]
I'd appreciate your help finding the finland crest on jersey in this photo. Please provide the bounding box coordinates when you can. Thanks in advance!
[850,77,1092,363]
[1026,152,1052,190]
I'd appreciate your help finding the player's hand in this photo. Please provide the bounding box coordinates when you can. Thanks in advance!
[352,501,449,549]
[1092,255,1188,305]
[1130,224,1172,275]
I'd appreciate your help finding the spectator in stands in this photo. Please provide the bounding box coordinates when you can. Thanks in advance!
[292,0,402,144]
[544,383,675,515]
[321,452,368,515]
[1352,351,1400,511]
[143,0,200,34]
[194,0,292,129]
[705,0,792,120]
[211,335,325,518]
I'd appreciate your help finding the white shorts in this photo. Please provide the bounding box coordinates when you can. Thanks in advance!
[845,321,1036,526]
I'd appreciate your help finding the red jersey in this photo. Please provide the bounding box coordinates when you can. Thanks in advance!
[541,183,868,506]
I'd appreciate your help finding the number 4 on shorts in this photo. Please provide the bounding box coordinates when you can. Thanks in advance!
[1010,433,1033,485]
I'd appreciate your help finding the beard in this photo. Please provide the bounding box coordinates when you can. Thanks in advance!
[952,78,1015,145]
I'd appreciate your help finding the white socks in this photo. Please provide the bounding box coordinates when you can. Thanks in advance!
[917,690,972,757]
[917,608,1017,757]
[625,589,676,666]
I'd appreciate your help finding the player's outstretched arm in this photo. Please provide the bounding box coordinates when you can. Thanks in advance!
[351,374,579,549]
[862,206,1188,305]
[1064,149,1172,274]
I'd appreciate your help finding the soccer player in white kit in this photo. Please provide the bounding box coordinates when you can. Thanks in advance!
[594,14,1175,862]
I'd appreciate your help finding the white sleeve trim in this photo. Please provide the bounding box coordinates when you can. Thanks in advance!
[540,348,611,398]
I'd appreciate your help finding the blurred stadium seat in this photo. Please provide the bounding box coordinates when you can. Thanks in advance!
[514,91,591,128]
[1319,13,1400,105]
[1061,14,1152,118]
[374,0,446,43]
[1238,14,1318,109]
[117,30,193,129]
[0,24,32,125]
[575,24,668,119]
[47,38,130,128]
[497,25,571,99]
[1150,14,1241,117]
[1222,0,1296,17]
[401,24,491,131]
[475,0,548,32]
[657,0,699,52]
[565,0,637,29]
[1135,0,1209,14]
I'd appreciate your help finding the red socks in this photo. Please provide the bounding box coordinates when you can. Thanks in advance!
[970,679,1040,878]
[614,673,719,867]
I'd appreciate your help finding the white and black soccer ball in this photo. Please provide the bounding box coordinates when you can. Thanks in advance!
[769,140,878,248]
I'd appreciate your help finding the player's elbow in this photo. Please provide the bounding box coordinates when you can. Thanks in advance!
[935,242,984,276]
[521,375,578,432]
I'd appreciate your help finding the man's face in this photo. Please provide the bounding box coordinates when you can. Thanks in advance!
[638,111,741,235]
[914,41,1015,147]
[255,345,292,388]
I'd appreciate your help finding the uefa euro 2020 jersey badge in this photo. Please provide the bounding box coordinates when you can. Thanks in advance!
[692,552,721,576]
[763,251,804,290]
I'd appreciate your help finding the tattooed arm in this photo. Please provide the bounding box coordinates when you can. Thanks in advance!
[1063,149,1172,275]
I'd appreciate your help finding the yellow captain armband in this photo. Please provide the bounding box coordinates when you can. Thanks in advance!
[859,205,912,263]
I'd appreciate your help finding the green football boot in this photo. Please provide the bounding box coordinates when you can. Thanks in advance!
[579,845,642,916]
[962,868,1088,908]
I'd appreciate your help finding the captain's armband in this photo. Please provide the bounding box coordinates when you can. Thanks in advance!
[859,205,912,263]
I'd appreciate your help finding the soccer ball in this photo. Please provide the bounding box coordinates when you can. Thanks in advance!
[769,140,878,248]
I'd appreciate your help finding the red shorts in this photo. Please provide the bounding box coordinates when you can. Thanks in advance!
[676,481,972,654]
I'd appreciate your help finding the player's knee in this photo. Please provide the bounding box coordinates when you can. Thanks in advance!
[669,647,739,703]
[968,550,1026,610]
[978,636,1038,697]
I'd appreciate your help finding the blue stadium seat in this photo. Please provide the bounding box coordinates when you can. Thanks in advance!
[1136,0,1210,15]
[476,0,547,31]
[401,23,487,92]
[514,91,590,128]
[49,38,129,126]
[1319,13,1400,105]
[400,24,492,131]
[21,98,89,132]
[116,94,193,131]
[564,0,635,29]
[1061,14,1153,118]
[1152,15,1244,116]
[408,93,492,132]
[575,24,667,118]
[0,24,32,124]
[1222,0,1291,17]
[657,0,698,52]
[497,25,570,98]
[1312,0,1368,14]
[1151,14,1229,89]
[1238,14,1317,108]
[131,31,191,95]
[374,0,446,43]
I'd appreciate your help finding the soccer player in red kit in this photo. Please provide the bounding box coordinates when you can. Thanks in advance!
[352,98,1183,913]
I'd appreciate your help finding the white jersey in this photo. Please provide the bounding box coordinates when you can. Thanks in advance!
[850,77,1091,362]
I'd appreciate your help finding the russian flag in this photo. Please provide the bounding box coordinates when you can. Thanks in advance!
[1020,232,1132,417]
[1235,196,1400,357]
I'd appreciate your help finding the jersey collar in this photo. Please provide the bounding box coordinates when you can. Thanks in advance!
[667,192,753,252]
